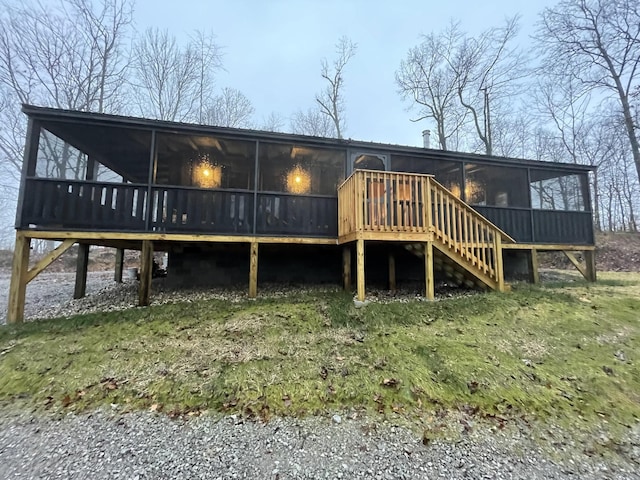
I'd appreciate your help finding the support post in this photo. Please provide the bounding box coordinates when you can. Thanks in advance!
[388,252,396,293]
[139,240,153,306]
[249,241,259,298]
[114,248,125,283]
[356,238,365,301]
[495,235,505,292]
[74,243,90,299]
[342,245,351,291]
[7,233,31,324]
[424,241,434,301]
[585,250,597,282]
[529,248,540,285]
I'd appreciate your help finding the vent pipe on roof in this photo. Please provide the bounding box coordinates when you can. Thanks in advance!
[422,129,431,148]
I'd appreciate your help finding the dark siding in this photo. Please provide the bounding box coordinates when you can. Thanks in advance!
[533,210,594,245]
[474,206,533,242]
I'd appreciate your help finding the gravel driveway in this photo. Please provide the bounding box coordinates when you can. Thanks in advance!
[1,410,638,480]
[1,272,639,479]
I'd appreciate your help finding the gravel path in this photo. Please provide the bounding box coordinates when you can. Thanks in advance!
[1,410,638,480]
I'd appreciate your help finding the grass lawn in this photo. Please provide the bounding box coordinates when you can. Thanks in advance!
[1,272,638,443]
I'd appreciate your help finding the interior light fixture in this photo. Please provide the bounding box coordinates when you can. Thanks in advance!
[286,164,311,194]
[193,153,222,188]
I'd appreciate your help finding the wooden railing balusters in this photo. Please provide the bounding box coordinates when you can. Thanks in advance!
[336,170,512,291]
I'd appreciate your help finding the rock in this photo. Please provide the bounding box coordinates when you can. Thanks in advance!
[332,414,342,424]
[353,299,370,308]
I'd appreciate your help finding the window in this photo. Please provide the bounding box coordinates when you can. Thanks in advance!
[530,170,587,211]
[390,155,462,197]
[155,133,255,190]
[351,152,387,172]
[35,123,152,183]
[36,129,89,180]
[258,143,345,195]
[464,164,529,208]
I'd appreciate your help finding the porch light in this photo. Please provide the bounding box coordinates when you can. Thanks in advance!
[286,164,311,194]
[193,153,222,188]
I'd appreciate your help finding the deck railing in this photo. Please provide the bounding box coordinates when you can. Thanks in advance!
[338,170,433,236]
[338,169,515,287]
[19,178,338,238]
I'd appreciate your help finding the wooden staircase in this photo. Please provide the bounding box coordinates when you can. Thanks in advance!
[337,170,515,298]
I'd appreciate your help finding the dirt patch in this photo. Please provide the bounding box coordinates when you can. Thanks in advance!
[539,232,640,272]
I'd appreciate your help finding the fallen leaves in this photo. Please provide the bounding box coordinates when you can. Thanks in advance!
[381,378,400,388]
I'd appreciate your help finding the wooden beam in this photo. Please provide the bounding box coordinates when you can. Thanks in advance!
[356,238,365,302]
[495,235,505,292]
[114,248,124,283]
[585,249,597,282]
[529,248,540,285]
[26,239,75,284]
[249,241,258,298]
[7,233,31,324]
[502,243,595,251]
[74,243,90,299]
[424,241,434,301]
[563,251,588,280]
[20,230,338,245]
[342,245,351,291]
[138,240,153,306]
[388,252,396,293]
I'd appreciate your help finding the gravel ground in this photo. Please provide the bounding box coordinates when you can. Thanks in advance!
[0,270,476,324]
[0,409,638,480]
[1,271,639,479]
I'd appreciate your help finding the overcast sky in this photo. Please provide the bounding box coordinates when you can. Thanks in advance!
[135,0,559,147]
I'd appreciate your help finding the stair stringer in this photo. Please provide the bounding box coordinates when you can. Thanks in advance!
[431,240,500,290]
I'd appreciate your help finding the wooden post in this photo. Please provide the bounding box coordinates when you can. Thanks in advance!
[388,252,396,293]
[7,233,31,324]
[74,243,90,299]
[529,248,540,285]
[585,249,597,282]
[249,241,259,298]
[139,240,153,306]
[424,241,434,301]
[356,238,365,301]
[342,245,351,291]
[495,235,505,292]
[114,248,124,283]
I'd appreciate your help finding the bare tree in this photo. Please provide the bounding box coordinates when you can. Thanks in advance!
[0,0,133,113]
[315,36,357,139]
[190,30,223,123]
[491,113,535,158]
[202,87,254,128]
[396,22,467,150]
[67,0,134,113]
[449,16,525,155]
[537,0,640,183]
[131,28,222,122]
[0,0,133,186]
[0,0,133,247]
[290,108,336,137]
[261,111,286,132]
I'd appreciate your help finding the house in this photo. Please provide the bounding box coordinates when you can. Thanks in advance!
[6,105,596,323]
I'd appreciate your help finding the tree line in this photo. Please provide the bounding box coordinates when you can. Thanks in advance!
[0,0,638,247]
